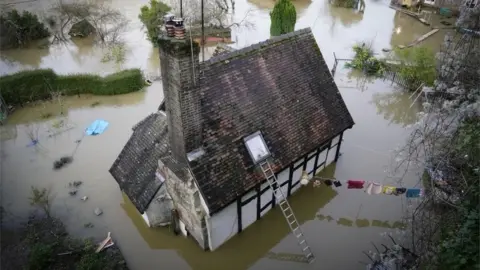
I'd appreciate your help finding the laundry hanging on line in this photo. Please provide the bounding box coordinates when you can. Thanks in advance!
[311,176,423,198]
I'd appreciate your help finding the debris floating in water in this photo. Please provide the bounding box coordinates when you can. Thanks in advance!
[53,156,73,170]
[69,190,77,196]
[26,139,39,147]
[94,208,103,216]
[84,222,94,228]
[85,119,109,136]
[73,181,82,187]
[95,232,114,253]
[81,196,88,201]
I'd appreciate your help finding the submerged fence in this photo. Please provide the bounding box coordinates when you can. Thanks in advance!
[382,66,424,91]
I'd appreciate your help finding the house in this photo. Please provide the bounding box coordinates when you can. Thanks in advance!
[390,0,465,12]
[109,18,354,251]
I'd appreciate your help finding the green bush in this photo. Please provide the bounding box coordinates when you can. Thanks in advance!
[346,44,386,75]
[270,0,297,36]
[0,9,50,49]
[76,240,107,270]
[393,47,436,90]
[103,69,145,95]
[138,0,172,47]
[28,243,55,270]
[331,0,357,8]
[0,69,145,106]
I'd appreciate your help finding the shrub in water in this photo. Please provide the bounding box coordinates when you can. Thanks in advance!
[270,0,297,36]
[0,69,145,106]
[0,9,50,49]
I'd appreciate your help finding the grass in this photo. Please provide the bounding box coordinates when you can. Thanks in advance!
[0,69,146,106]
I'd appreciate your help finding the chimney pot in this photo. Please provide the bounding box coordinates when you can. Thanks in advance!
[164,13,176,37]
[173,17,186,40]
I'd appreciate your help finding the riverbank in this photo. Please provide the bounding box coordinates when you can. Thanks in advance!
[0,216,128,270]
[0,69,145,107]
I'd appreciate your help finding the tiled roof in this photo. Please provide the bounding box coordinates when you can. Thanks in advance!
[189,28,355,213]
[109,112,169,212]
[212,44,236,57]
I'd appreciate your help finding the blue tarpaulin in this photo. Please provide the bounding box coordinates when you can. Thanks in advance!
[85,119,109,136]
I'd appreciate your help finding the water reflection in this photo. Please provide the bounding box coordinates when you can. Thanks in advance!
[121,164,338,270]
[0,125,18,141]
[371,89,420,127]
[0,40,50,73]
[325,2,364,29]
[6,87,149,125]
[247,0,311,14]
[345,69,376,92]
[68,37,98,64]
[389,11,431,49]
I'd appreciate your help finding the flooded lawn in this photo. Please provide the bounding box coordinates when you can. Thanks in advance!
[1,0,444,269]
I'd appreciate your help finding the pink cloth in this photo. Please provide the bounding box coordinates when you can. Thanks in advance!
[347,180,365,189]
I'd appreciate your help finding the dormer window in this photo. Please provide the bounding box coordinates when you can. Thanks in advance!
[244,131,271,164]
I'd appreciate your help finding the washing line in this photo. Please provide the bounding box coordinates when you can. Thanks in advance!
[309,176,423,198]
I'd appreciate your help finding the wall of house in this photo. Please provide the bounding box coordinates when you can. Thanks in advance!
[208,202,238,250]
[143,184,173,227]
[207,132,344,251]
[423,0,461,10]
[159,160,209,249]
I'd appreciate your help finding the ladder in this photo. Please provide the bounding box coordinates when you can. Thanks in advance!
[259,160,315,263]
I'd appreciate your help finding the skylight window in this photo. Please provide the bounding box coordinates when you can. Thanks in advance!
[244,131,271,164]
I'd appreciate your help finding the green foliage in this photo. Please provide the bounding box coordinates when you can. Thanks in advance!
[29,186,53,218]
[0,9,50,49]
[433,119,480,270]
[393,47,436,91]
[101,44,126,64]
[76,240,107,270]
[438,208,480,269]
[0,69,145,106]
[28,243,55,270]
[270,0,297,36]
[346,44,386,75]
[331,0,357,8]
[138,0,171,46]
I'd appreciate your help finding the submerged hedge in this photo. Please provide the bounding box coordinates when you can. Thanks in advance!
[0,68,145,106]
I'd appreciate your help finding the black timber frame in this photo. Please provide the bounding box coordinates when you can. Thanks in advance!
[236,130,346,233]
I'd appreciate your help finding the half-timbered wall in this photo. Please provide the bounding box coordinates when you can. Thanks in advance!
[207,131,345,251]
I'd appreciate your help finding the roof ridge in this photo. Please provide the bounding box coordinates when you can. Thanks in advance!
[203,28,313,66]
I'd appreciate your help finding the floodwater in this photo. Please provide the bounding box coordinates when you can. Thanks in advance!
[0,0,446,269]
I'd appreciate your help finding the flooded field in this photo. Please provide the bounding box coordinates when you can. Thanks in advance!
[0,0,446,269]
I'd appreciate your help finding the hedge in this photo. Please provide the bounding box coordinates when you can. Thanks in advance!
[0,68,145,106]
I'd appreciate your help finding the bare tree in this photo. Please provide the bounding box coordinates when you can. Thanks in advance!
[86,3,129,46]
[165,0,251,29]
[382,5,480,268]
[46,0,128,46]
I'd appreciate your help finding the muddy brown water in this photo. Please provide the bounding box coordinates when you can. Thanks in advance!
[1,0,447,269]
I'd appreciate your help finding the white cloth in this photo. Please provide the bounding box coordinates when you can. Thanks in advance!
[372,183,383,194]
[365,182,382,195]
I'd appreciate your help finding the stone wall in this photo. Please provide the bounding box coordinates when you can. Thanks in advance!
[143,184,173,227]
[158,36,202,160]
[158,160,208,249]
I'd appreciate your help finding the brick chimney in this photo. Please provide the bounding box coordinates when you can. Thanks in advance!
[158,15,201,162]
